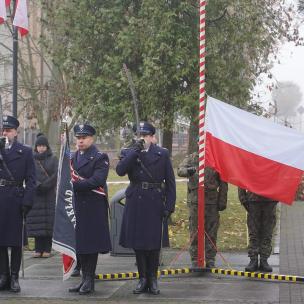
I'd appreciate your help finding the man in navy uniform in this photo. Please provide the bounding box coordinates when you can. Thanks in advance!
[0,115,35,292]
[68,123,111,295]
[116,121,176,295]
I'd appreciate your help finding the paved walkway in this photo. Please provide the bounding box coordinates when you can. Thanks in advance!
[279,201,304,304]
[0,201,304,303]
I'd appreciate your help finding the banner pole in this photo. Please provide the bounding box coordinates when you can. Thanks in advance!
[197,0,206,268]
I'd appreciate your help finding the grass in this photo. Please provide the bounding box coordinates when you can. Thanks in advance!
[28,170,247,252]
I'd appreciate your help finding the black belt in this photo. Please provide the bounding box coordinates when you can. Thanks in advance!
[0,179,23,187]
[131,181,164,190]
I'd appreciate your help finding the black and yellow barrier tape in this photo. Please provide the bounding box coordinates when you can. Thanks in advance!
[203,267,304,282]
[95,267,192,280]
[95,267,304,283]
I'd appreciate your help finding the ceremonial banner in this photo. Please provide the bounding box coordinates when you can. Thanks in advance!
[205,96,304,204]
[52,131,77,280]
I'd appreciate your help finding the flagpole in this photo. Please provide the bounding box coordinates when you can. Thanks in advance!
[12,0,18,118]
[197,0,206,268]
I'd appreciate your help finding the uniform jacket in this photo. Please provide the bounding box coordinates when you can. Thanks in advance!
[116,143,176,250]
[26,149,58,237]
[71,144,111,254]
[0,140,36,246]
[177,152,228,210]
[238,188,278,205]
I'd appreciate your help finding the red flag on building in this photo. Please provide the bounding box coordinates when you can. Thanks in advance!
[13,0,28,36]
[205,96,304,205]
[0,0,6,24]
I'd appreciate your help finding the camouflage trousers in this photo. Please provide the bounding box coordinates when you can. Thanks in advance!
[188,203,219,264]
[247,201,277,259]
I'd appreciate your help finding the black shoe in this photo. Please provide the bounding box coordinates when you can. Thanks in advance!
[68,281,83,292]
[245,258,258,272]
[191,260,198,268]
[10,274,20,293]
[71,268,81,277]
[133,278,148,294]
[206,260,215,268]
[148,277,160,295]
[0,274,10,291]
[79,275,94,295]
[259,259,273,272]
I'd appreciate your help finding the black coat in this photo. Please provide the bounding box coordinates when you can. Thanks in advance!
[116,144,176,250]
[71,145,111,254]
[26,149,58,237]
[0,141,36,246]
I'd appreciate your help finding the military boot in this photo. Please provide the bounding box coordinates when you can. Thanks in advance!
[191,260,198,268]
[10,273,20,293]
[0,247,10,290]
[149,276,160,295]
[245,257,258,272]
[68,275,85,293]
[78,254,97,295]
[0,274,10,291]
[133,278,148,294]
[206,260,215,268]
[10,247,22,292]
[79,273,94,295]
[147,250,160,295]
[259,258,273,272]
[134,250,148,294]
[69,254,86,293]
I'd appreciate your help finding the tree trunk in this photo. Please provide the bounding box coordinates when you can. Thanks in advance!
[162,128,173,156]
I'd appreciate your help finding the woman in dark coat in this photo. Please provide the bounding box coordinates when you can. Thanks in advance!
[26,134,58,258]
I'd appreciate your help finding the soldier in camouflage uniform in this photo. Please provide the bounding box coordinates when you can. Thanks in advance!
[177,152,228,268]
[238,189,277,272]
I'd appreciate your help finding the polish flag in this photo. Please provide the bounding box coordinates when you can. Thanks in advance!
[13,0,28,36]
[0,0,6,24]
[5,0,11,6]
[205,96,304,205]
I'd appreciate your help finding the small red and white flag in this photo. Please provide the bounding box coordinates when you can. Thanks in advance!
[0,0,7,24]
[13,0,28,36]
[205,96,304,205]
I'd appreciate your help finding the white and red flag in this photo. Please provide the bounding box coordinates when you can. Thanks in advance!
[205,96,304,205]
[0,0,7,24]
[13,0,28,36]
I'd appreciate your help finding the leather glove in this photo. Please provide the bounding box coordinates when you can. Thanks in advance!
[163,209,172,221]
[187,167,196,176]
[21,205,31,217]
[132,139,145,153]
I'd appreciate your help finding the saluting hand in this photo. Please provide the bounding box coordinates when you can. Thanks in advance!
[132,139,145,153]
